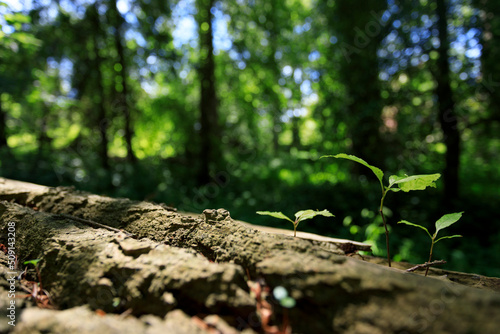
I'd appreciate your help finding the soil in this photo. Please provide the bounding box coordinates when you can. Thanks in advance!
[0,177,499,334]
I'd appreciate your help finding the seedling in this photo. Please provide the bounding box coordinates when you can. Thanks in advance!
[19,259,54,308]
[321,153,440,267]
[398,211,463,276]
[256,210,334,237]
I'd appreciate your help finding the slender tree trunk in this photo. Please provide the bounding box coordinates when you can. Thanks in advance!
[291,116,301,148]
[91,4,110,171]
[196,0,219,185]
[435,0,460,204]
[34,103,51,169]
[271,107,280,153]
[0,95,8,149]
[474,0,500,127]
[268,2,281,154]
[335,0,386,169]
[112,0,136,163]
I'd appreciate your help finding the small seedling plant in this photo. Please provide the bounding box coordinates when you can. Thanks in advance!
[19,259,54,308]
[398,212,463,276]
[321,153,440,267]
[256,210,334,237]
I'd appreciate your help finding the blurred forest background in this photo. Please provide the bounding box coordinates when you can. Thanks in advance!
[1,0,499,276]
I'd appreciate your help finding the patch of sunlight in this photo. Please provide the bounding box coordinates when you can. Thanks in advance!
[279,168,299,185]
[52,123,80,149]
[433,142,447,154]
[301,119,319,146]
[160,145,175,159]
[109,137,127,158]
[308,172,335,185]
[7,133,37,152]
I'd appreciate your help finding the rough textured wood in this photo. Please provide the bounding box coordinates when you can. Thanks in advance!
[1,178,499,334]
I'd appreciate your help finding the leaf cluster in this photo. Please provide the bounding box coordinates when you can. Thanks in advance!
[257,209,334,237]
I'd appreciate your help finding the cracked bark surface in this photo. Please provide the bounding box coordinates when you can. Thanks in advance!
[0,178,499,334]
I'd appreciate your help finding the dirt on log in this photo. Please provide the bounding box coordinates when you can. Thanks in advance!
[0,177,499,334]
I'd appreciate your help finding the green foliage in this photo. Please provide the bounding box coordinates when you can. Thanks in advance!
[0,0,499,277]
[388,174,441,192]
[322,153,441,267]
[325,153,384,188]
[23,259,41,267]
[399,212,463,276]
[322,154,440,194]
[257,209,334,237]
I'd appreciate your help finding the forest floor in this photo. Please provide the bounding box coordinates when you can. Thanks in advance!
[0,178,499,334]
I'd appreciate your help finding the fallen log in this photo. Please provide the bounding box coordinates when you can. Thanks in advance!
[0,178,499,334]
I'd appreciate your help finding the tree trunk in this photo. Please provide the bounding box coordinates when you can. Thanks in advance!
[112,0,136,163]
[291,116,301,148]
[0,94,7,149]
[268,1,282,154]
[335,0,387,169]
[36,103,51,157]
[91,4,110,171]
[474,0,500,127]
[271,109,280,153]
[196,0,219,185]
[435,0,460,205]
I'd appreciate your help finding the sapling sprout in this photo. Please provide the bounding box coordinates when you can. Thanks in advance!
[321,153,440,267]
[398,211,463,276]
[256,210,334,237]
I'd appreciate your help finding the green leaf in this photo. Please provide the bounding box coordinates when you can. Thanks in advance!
[280,296,296,308]
[5,13,31,24]
[112,297,121,307]
[397,220,432,239]
[389,173,441,192]
[256,211,294,223]
[435,235,462,243]
[10,32,42,46]
[321,153,384,185]
[24,259,41,266]
[435,212,463,235]
[295,209,334,222]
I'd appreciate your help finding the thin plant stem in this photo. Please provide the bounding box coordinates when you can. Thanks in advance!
[380,192,391,267]
[425,240,435,276]
[35,265,43,290]
[293,222,297,237]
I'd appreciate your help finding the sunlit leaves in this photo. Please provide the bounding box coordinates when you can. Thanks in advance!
[257,209,334,236]
[388,173,441,192]
[398,212,463,275]
[435,211,463,236]
[256,211,294,223]
[294,209,334,221]
[322,153,384,186]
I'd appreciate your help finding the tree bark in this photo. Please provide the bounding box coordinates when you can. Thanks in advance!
[196,0,219,185]
[435,0,460,205]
